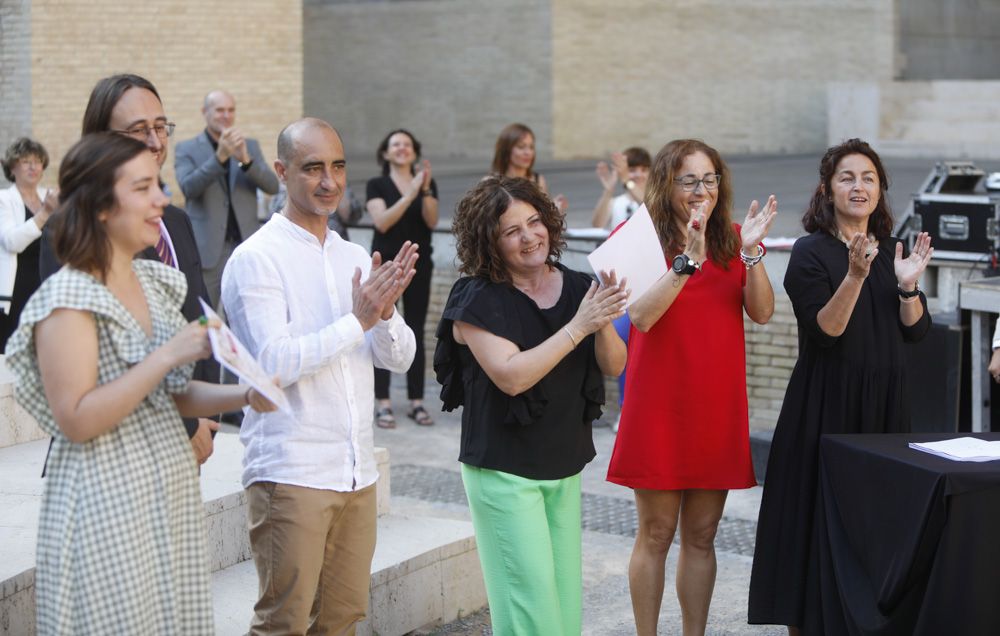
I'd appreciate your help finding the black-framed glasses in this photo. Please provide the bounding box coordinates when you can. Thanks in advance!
[674,173,721,192]
[113,122,176,141]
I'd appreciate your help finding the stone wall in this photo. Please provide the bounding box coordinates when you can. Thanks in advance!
[1,0,303,198]
[0,0,33,181]
[303,0,553,164]
[898,0,1000,80]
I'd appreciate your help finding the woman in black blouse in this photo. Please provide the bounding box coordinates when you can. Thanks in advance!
[435,176,627,635]
[366,129,438,427]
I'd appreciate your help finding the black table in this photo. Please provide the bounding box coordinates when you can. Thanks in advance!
[817,433,1000,635]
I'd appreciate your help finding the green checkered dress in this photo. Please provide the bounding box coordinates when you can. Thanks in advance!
[6,260,212,635]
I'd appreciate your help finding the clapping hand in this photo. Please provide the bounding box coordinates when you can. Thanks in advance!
[565,270,629,341]
[846,233,878,281]
[610,152,630,182]
[352,241,419,330]
[895,231,933,290]
[741,195,777,251]
[595,161,618,192]
[418,159,433,192]
[684,201,709,262]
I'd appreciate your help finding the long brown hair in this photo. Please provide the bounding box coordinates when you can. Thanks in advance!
[802,138,893,239]
[490,123,536,179]
[644,139,738,266]
[52,133,150,279]
[82,74,161,135]
[452,176,564,284]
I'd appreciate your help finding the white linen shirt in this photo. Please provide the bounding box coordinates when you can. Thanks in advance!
[221,213,415,491]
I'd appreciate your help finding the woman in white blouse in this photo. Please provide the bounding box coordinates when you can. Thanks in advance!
[0,137,58,348]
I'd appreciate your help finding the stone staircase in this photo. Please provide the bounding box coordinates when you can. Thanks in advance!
[0,363,485,635]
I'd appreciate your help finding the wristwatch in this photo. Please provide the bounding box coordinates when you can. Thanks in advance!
[624,179,636,191]
[898,283,920,298]
[672,254,700,276]
[238,159,254,171]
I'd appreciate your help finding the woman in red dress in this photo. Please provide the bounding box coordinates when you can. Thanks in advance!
[607,139,778,635]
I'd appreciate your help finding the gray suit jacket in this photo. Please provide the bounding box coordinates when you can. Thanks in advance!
[174,131,279,269]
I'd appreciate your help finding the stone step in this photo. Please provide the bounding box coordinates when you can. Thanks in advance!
[211,513,484,636]
[0,366,44,450]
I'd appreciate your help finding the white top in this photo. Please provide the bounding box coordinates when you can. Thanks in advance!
[993,316,1000,350]
[221,213,415,491]
[0,184,46,312]
[607,193,640,230]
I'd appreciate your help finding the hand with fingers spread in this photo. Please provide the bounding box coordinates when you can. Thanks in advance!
[846,233,878,281]
[895,231,933,290]
[596,161,618,192]
[379,241,420,319]
[741,195,778,251]
[565,272,630,341]
[611,152,630,183]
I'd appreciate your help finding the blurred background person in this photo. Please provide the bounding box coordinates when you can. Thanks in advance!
[491,122,567,213]
[748,138,932,635]
[607,139,777,636]
[591,146,651,230]
[435,176,627,635]
[6,133,273,634]
[0,138,58,349]
[366,129,438,427]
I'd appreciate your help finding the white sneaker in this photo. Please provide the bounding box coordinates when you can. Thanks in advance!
[611,413,620,434]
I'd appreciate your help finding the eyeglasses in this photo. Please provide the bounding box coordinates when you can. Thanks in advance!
[674,173,721,192]
[113,122,176,141]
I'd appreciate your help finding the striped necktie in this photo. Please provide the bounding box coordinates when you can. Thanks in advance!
[155,229,175,268]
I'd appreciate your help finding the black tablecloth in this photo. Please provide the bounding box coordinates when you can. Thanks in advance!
[818,433,1000,635]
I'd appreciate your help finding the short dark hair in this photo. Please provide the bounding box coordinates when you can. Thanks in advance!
[490,123,536,179]
[644,139,739,267]
[452,175,565,284]
[802,138,893,239]
[81,74,161,135]
[52,133,150,278]
[2,137,49,182]
[375,129,422,176]
[623,146,652,169]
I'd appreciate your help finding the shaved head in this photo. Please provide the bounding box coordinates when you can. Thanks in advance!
[277,117,340,164]
[203,89,234,109]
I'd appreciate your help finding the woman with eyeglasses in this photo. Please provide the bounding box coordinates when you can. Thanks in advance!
[0,138,58,349]
[748,139,932,635]
[607,139,777,635]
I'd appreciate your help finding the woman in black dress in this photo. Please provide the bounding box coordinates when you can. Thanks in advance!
[0,138,58,349]
[435,176,626,634]
[366,129,438,427]
[748,138,933,634]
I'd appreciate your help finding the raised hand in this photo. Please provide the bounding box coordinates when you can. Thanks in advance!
[419,159,433,191]
[553,194,569,215]
[565,275,629,341]
[684,201,709,262]
[611,152,629,182]
[846,233,878,281]
[595,161,618,191]
[379,241,419,318]
[741,195,778,251]
[895,231,932,289]
[404,171,424,198]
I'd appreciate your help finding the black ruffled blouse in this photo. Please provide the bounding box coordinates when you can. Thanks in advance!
[434,264,603,480]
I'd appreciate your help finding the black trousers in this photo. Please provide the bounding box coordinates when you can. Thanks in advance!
[374,259,432,401]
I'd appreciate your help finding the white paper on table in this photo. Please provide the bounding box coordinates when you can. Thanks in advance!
[586,204,667,307]
[199,299,293,416]
[909,437,1000,462]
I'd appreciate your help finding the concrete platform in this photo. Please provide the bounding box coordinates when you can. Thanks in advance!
[212,513,483,636]
[0,365,43,450]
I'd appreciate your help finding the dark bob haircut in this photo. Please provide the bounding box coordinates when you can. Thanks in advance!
[376,129,422,176]
[644,139,739,267]
[2,138,50,182]
[52,133,150,279]
[802,138,893,240]
[452,175,565,284]
[490,123,536,179]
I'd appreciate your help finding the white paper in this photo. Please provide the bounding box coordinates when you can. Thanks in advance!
[586,204,668,308]
[909,437,1000,462]
[199,300,293,416]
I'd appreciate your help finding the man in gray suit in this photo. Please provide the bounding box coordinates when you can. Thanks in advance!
[175,90,279,307]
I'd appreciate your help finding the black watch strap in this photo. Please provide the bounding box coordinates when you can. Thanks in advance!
[898,284,920,298]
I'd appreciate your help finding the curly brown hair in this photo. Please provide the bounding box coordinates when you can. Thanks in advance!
[452,176,565,284]
[644,139,739,267]
[802,138,894,239]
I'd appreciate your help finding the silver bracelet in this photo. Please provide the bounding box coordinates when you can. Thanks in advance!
[562,326,579,347]
[739,245,764,269]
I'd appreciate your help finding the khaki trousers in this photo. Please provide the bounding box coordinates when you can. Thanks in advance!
[246,481,377,636]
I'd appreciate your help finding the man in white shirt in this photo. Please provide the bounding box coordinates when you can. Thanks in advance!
[221,117,418,635]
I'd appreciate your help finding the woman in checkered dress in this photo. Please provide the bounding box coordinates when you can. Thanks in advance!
[5,134,275,635]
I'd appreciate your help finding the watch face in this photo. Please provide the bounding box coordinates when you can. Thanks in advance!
[672,254,687,273]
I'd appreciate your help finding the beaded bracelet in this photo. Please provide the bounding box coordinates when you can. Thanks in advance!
[740,244,766,269]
